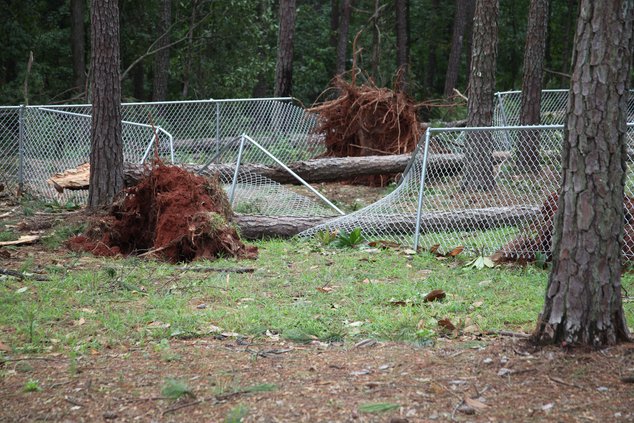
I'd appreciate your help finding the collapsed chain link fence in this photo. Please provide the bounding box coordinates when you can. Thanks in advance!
[2,90,634,258]
[0,99,332,217]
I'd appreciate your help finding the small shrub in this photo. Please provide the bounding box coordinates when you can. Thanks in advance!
[334,227,364,248]
[23,379,42,392]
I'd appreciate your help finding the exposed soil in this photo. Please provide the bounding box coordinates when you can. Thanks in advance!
[309,77,422,187]
[1,336,633,422]
[67,164,257,263]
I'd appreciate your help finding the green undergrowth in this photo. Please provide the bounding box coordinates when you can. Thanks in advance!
[1,238,633,356]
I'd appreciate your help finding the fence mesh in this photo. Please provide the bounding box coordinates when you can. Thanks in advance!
[300,123,634,259]
[3,91,634,259]
[0,99,325,212]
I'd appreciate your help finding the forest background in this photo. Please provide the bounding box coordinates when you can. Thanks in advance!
[0,0,585,120]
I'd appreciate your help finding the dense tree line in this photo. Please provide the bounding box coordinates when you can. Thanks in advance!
[1,0,584,111]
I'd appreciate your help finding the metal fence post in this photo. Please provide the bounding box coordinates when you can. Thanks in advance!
[496,92,513,148]
[18,104,25,193]
[215,101,220,159]
[413,128,433,251]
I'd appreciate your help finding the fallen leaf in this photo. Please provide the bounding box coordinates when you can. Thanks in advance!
[447,246,464,257]
[80,308,96,314]
[75,317,86,326]
[423,289,446,302]
[430,244,440,254]
[208,324,223,333]
[402,248,417,255]
[347,321,364,327]
[0,341,10,352]
[438,318,456,331]
[368,240,401,249]
[362,278,370,284]
[464,397,489,409]
[472,301,484,308]
[15,287,28,294]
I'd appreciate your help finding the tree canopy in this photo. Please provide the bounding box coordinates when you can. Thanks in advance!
[0,0,590,112]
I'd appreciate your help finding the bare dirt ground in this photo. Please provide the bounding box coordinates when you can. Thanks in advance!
[1,336,633,422]
[1,191,634,422]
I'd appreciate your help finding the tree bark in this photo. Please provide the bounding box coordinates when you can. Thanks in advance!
[444,0,473,97]
[461,0,499,192]
[50,152,512,191]
[517,0,549,174]
[181,0,199,98]
[152,0,172,101]
[395,0,409,92]
[274,0,297,97]
[336,0,352,75]
[70,0,86,92]
[533,0,633,346]
[234,206,540,240]
[370,0,383,82]
[425,0,440,91]
[89,0,124,208]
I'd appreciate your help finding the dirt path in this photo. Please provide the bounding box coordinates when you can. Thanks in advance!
[1,336,633,422]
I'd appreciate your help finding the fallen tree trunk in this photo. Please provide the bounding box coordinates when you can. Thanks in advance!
[50,152,511,191]
[233,206,540,239]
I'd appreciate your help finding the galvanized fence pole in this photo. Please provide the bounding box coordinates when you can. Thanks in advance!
[496,92,513,148]
[215,101,220,159]
[413,128,433,251]
[229,135,246,206]
[18,104,25,192]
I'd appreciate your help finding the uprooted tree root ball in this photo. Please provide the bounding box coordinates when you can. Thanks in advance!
[309,76,422,186]
[68,164,257,263]
[498,192,634,263]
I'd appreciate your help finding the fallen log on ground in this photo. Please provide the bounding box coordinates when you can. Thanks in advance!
[233,206,540,240]
[49,152,512,192]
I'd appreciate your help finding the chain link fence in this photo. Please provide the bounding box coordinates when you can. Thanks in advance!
[0,99,325,211]
[301,123,634,259]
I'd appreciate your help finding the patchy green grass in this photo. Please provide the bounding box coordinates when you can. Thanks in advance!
[1,238,632,356]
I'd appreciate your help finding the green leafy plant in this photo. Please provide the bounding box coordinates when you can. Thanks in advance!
[314,230,337,246]
[358,402,400,413]
[44,197,82,213]
[334,227,364,248]
[464,255,496,270]
[23,379,42,392]
[225,404,249,423]
[161,378,194,399]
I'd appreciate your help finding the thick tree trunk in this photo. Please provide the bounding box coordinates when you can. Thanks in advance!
[274,0,297,97]
[425,0,440,92]
[152,0,171,101]
[517,0,549,174]
[444,0,473,97]
[336,0,352,75]
[51,152,512,191]
[464,0,476,86]
[461,0,499,192]
[181,0,198,98]
[533,0,633,346]
[395,0,409,92]
[234,206,540,240]
[89,0,124,208]
[70,0,86,92]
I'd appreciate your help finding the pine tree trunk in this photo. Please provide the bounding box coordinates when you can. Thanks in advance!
[461,0,498,192]
[70,0,86,92]
[336,0,352,75]
[274,0,297,97]
[181,0,199,98]
[395,0,409,92]
[517,0,549,174]
[533,0,633,347]
[425,0,440,91]
[88,0,124,208]
[152,0,171,101]
[444,0,473,97]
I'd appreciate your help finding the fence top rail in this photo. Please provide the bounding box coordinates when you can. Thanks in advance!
[6,97,294,109]
[496,88,634,96]
[430,122,634,133]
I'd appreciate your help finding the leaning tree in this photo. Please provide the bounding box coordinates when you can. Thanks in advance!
[88,0,124,208]
[533,0,633,346]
